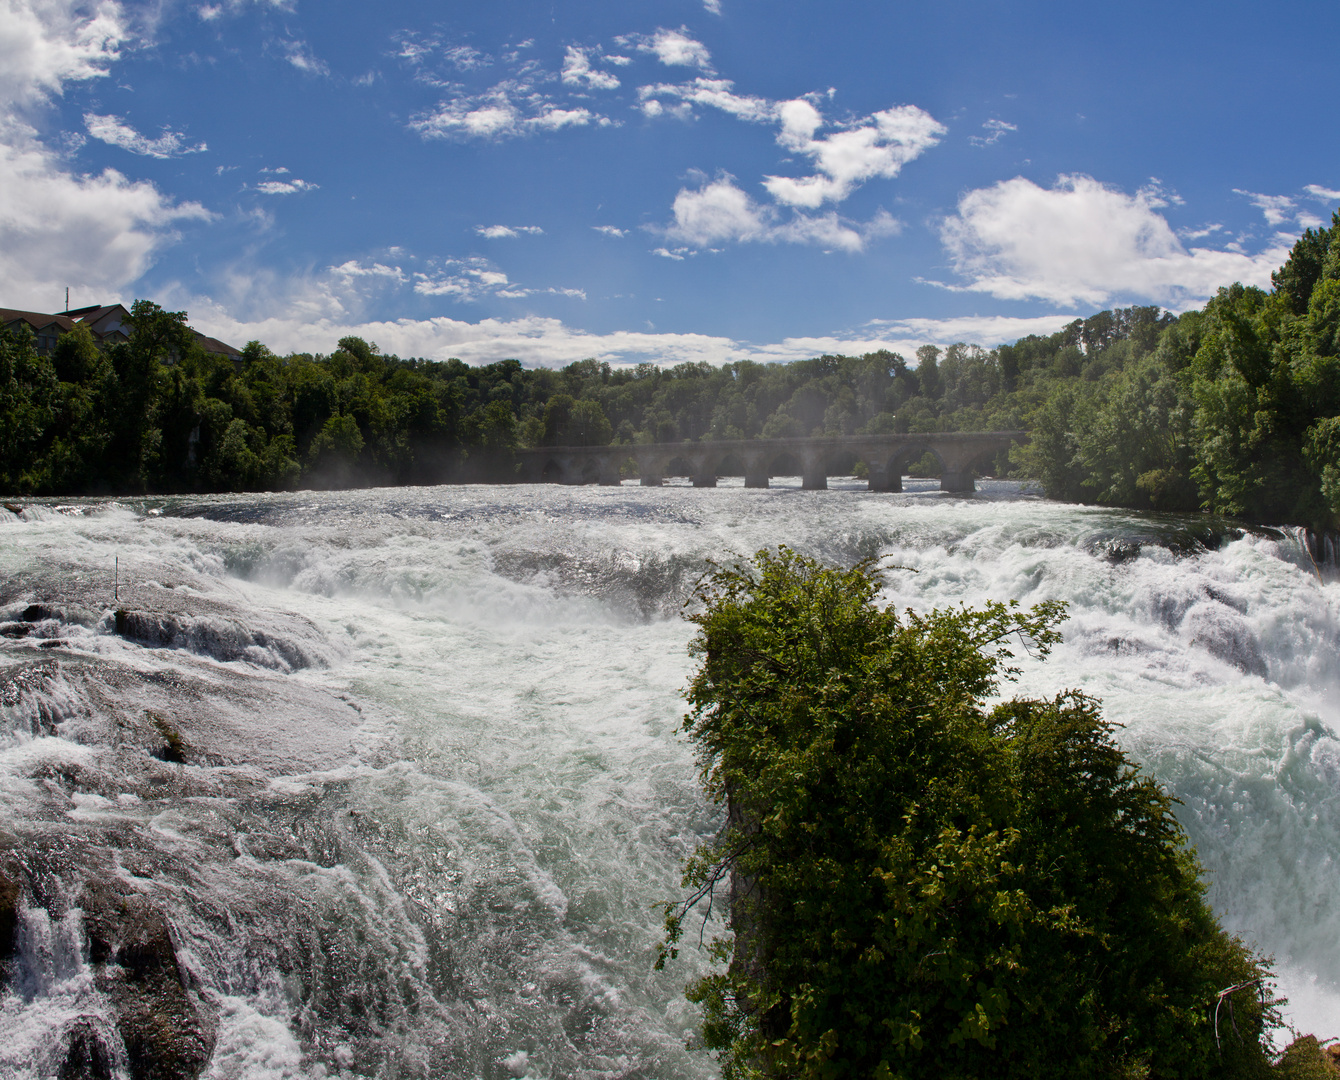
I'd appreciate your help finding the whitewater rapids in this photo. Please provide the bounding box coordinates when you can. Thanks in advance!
[1,478,1337,1078]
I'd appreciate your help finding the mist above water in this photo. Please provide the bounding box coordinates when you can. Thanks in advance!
[1,479,1337,1077]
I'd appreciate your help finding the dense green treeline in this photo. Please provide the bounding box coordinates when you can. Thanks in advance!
[2,211,1338,528]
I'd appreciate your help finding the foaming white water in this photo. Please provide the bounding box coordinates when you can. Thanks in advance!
[1,481,1337,1073]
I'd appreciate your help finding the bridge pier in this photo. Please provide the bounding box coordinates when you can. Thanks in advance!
[692,473,717,487]
[940,470,975,493]
[598,459,622,486]
[744,465,769,488]
[867,464,901,492]
[640,471,662,487]
[802,467,827,490]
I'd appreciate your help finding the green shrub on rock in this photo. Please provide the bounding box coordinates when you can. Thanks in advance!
[661,548,1280,1080]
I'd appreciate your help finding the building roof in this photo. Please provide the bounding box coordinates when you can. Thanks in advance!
[3,301,242,360]
[1,308,79,334]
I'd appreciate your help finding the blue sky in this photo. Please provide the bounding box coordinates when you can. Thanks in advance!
[3,0,1338,366]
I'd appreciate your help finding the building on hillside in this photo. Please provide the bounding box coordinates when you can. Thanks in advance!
[1,302,243,365]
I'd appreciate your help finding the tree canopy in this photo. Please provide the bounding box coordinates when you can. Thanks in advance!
[660,549,1284,1080]
[1,206,1337,531]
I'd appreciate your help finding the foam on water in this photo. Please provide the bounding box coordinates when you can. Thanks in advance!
[1,481,1337,1073]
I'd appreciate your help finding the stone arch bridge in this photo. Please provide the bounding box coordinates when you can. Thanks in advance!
[510,432,1026,492]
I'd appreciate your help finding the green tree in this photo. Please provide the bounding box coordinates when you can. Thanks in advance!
[662,550,1279,1080]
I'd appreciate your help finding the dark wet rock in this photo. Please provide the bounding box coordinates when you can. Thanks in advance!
[80,883,217,1080]
[1085,534,1142,563]
[58,1019,116,1080]
[1184,605,1266,677]
[0,863,19,982]
[111,608,320,671]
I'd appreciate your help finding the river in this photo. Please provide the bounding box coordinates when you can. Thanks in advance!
[1,478,1337,1078]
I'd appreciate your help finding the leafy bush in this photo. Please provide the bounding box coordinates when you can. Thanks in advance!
[661,549,1280,1079]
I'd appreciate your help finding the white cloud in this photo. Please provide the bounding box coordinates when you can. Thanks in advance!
[1234,189,1296,227]
[475,224,544,238]
[866,314,1080,347]
[940,174,1294,308]
[84,112,207,158]
[1303,184,1340,202]
[255,177,317,194]
[664,175,898,253]
[969,118,1016,147]
[633,27,713,71]
[329,260,405,285]
[0,121,210,307]
[196,4,220,19]
[639,78,943,211]
[443,44,489,71]
[703,0,722,13]
[184,289,1090,370]
[592,225,626,237]
[410,83,601,141]
[638,77,774,123]
[0,0,212,306]
[561,45,619,91]
[0,0,129,105]
[282,38,328,76]
[652,246,687,260]
[763,101,945,208]
[666,177,768,246]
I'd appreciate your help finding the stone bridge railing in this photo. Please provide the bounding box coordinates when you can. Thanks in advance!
[506,432,1027,492]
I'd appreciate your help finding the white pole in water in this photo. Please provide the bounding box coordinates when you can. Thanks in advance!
[114,555,118,602]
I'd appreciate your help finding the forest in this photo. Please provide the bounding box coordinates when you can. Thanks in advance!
[2,209,1337,530]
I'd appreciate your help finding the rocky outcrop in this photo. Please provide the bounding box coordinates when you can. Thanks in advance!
[0,863,19,985]
[58,1020,116,1080]
[81,882,217,1080]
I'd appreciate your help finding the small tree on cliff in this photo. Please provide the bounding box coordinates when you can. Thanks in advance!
[660,548,1279,1080]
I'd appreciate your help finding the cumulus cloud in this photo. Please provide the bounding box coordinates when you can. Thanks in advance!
[254,177,317,194]
[410,82,602,140]
[0,0,213,306]
[664,175,899,253]
[939,174,1294,308]
[627,27,713,71]
[703,0,722,13]
[0,122,210,306]
[637,77,774,122]
[1303,184,1340,203]
[637,73,944,218]
[969,118,1016,147]
[84,112,207,157]
[762,101,945,209]
[561,45,619,91]
[0,0,129,105]
[592,225,626,237]
[475,224,544,238]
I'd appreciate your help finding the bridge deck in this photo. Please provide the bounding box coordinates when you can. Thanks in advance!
[502,432,1026,493]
